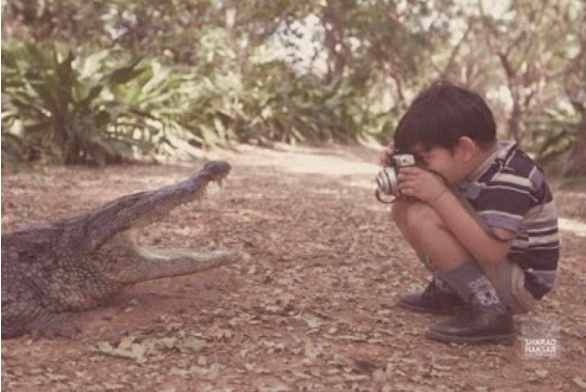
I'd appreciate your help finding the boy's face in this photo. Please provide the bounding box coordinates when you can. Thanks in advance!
[410,144,468,184]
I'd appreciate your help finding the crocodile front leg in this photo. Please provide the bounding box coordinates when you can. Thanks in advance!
[2,291,79,339]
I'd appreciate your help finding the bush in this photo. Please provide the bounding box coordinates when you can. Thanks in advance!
[2,44,400,168]
[525,108,580,174]
[1,44,196,167]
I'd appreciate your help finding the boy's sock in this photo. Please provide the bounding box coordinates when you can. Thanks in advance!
[398,256,466,315]
[419,255,457,294]
[433,276,454,293]
[437,260,508,315]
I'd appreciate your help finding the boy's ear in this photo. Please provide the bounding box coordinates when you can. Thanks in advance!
[456,137,478,161]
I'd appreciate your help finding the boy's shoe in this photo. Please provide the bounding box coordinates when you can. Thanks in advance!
[425,307,515,345]
[398,280,467,315]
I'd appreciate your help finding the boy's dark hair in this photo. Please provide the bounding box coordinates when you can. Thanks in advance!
[393,80,496,153]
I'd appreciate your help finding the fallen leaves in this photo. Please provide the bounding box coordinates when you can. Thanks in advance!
[574,377,586,390]
[93,335,208,363]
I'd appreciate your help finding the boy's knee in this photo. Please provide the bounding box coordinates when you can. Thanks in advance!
[395,201,442,233]
[390,200,404,224]
[391,199,412,227]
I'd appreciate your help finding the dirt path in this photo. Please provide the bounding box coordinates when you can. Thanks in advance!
[2,145,585,392]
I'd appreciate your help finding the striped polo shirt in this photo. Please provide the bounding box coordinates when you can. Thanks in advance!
[458,141,559,299]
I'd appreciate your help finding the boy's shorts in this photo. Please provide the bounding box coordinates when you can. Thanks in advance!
[481,259,539,314]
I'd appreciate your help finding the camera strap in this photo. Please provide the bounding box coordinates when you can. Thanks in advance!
[375,189,396,204]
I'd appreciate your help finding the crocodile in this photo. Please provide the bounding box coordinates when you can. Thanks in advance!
[1,161,239,339]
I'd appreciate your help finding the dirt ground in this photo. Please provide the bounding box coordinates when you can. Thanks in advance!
[2,145,585,392]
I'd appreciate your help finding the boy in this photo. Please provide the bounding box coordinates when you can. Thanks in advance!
[386,81,559,345]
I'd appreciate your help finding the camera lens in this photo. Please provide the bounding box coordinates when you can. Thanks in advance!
[376,167,399,197]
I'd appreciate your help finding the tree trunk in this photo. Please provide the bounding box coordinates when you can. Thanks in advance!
[508,100,522,143]
[323,0,349,84]
[568,112,586,176]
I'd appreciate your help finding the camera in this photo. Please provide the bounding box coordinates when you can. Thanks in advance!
[375,153,416,202]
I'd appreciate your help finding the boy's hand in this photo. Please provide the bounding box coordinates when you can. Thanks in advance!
[379,143,395,167]
[397,167,447,204]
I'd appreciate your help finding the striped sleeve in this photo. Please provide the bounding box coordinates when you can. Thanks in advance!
[474,170,536,234]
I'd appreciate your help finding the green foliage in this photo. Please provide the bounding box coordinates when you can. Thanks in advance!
[239,65,392,145]
[177,61,397,147]
[2,0,583,172]
[1,44,196,167]
[526,109,580,174]
[1,43,398,167]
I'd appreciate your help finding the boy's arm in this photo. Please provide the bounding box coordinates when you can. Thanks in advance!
[430,190,515,267]
[398,167,516,267]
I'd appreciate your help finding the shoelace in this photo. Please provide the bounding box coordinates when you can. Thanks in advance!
[421,280,440,301]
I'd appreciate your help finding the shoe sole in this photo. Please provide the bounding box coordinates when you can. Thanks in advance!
[425,329,516,346]
[397,301,467,315]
